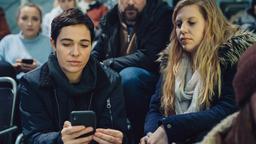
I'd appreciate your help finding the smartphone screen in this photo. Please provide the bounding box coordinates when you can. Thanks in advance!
[70,111,96,137]
[21,59,34,64]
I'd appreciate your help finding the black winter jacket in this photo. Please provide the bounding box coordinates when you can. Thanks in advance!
[92,0,172,73]
[19,57,128,144]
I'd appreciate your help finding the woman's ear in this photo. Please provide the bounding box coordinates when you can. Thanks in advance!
[50,38,56,52]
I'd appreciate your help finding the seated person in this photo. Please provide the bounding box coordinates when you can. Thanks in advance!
[104,0,116,9]
[92,0,172,142]
[140,0,256,143]
[0,3,51,79]
[42,0,76,37]
[230,0,256,32]
[202,44,256,144]
[19,8,127,144]
[77,0,108,29]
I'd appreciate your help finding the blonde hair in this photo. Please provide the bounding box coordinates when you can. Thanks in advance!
[161,0,238,115]
[17,3,43,23]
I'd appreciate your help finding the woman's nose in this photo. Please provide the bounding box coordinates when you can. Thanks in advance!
[71,45,80,56]
[27,20,32,26]
[180,23,188,33]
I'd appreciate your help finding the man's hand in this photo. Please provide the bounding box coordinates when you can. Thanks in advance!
[93,128,123,144]
[61,121,94,144]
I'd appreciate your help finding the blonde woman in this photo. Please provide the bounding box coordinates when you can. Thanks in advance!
[0,3,51,79]
[140,0,256,143]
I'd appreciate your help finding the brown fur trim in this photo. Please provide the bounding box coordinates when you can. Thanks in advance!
[200,112,238,144]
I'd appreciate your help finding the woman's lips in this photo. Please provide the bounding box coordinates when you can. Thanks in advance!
[180,38,192,44]
[68,61,82,66]
[26,28,34,31]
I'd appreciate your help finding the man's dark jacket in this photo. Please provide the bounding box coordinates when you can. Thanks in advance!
[92,0,172,73]
[19,57,128,144]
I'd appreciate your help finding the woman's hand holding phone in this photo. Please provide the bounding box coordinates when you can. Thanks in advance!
[61,121,94,144]
[14,58,37,72]
[67,111,123,144]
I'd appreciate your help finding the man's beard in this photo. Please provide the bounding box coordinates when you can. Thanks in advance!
[121,5,140,25]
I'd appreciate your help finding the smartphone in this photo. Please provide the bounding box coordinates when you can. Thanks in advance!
[21,59,34,64]
[70,111,96,137]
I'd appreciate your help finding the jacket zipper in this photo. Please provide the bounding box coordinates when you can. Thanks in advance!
[88,92,94,110]
[106,98,114,128]
[54,89,61,130]
[54,90,94,130]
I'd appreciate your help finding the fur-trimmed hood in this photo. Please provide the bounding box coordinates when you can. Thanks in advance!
[200,112,239,144]
[158,30,256,71]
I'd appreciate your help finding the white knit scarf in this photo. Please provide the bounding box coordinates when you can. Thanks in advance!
[174,54,203,114]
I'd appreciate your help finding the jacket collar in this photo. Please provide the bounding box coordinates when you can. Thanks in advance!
[38,63,53,88]
[38,56,98,91]
[219,29,256,68]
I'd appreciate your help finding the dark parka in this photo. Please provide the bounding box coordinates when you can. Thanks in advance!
[19,57,128,144]
[144,30,256,143]
[91,0,172,73]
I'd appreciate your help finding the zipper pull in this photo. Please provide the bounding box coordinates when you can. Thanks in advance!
[107,98,111,109]
[106,98,113,127]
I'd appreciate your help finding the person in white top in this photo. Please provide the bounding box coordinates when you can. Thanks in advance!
[42,0,76,37]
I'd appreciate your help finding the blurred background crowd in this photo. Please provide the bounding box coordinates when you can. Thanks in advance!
[1,0,256,36]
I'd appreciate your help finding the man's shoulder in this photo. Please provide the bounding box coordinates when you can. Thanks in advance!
[93,60,120,90]
[138,1,172,29]
[146,0,172,16]
[100,5,119,27]
[97,62,121,84]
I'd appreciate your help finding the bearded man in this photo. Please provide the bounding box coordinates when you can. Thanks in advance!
[92,0,172,143]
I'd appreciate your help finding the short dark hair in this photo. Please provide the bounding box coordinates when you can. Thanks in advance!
[51,8,95,45]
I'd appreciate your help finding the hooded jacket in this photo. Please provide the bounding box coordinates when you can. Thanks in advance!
[91,0,172,73]
[201,105,256,144]
[201,43,256,144]
[144,30,256,143]
[19,56,128,144]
